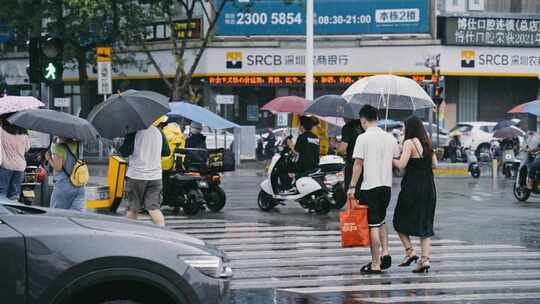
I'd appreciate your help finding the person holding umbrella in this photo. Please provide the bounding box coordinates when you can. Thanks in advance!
[186,121,207,149]
[0,118,30,200]
[45,137,86,211]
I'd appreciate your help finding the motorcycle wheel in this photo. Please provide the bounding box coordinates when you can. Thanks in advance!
[183,201,200,215]
[471,167,481,179]
[313,194,331,215]
[205,186,227,212]
[331,184,347,210]
[513,182,530,202]
[258,190,276,211]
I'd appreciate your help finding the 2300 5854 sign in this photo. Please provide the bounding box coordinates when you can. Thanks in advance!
[235,12,302,26]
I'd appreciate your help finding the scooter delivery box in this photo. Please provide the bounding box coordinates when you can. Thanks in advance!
[174,148,209,172]
[207,148,236,172]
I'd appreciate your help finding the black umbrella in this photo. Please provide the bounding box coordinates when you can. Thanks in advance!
[493,126,525,139]
[7,109,100,142]
[494,119,520,131]
[88,90,171,139]
[304,95,361,119]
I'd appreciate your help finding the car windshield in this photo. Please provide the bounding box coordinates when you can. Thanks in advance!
[480,125,495,133]
[450,124,473,133]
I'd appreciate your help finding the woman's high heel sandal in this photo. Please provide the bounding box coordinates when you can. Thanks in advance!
[399,247,419,267]
[412,256,430,273]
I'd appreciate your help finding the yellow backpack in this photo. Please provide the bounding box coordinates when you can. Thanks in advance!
[62,144,89,187]
[161,123,186,171]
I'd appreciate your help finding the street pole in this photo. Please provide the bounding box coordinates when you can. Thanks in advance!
[305,0,314,101]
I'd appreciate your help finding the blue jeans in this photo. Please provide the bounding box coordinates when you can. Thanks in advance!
[50,172,85,211]
[0,167,24,200]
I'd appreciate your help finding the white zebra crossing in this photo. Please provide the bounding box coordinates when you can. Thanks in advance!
[140,217,540,303]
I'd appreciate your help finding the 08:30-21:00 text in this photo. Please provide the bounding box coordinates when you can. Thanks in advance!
[234,12,372,26]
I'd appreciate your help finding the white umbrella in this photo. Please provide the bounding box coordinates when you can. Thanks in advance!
[342,75,435,111]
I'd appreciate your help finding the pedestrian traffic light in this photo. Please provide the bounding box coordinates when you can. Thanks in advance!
[27,37,41,83]
[40,35,63,84]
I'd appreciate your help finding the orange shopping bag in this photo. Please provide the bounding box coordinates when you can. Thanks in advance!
[339,198,370,248]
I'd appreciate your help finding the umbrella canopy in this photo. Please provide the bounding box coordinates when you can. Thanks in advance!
[0,95,44,115]
[342,75,435,110]
[509,100,540,116]
[261,96,309,114]
[7,109,99,142]
[493,126,525,139]
[494,119,520,131]
[304,95,361,119]
[88,90,170,139]
[168,102,240,129]
[377,119,402,129]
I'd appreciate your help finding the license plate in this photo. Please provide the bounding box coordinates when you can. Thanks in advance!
[22,190,35,198]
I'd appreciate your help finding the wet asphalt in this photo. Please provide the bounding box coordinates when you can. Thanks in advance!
[123,162,540,304]
[152,164,540,304]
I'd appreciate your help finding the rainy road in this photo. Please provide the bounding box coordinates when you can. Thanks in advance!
[144,169,540,304]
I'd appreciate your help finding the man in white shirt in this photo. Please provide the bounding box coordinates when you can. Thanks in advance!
[348,105,398,274]
[120,122,170,226]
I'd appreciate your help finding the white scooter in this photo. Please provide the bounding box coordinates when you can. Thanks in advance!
[258,147,335,215]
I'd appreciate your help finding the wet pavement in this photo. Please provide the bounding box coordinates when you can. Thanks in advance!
[138,168,540,304]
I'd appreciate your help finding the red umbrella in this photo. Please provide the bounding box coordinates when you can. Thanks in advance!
[261,96,310,114]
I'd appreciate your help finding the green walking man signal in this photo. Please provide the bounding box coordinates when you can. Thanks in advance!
[27,35,63,84]
[44,62,57,80]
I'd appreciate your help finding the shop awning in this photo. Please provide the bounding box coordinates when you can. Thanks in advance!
[168,101,240,130]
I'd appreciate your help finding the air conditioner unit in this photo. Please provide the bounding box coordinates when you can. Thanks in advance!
[468,0,485,11]
[445,0,467,13]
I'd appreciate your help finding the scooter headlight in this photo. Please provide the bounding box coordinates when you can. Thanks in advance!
[197,180,209,188]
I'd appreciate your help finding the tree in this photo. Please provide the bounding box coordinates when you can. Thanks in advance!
[137,0,231,101]
[0,0,147,116]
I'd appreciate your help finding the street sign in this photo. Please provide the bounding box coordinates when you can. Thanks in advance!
[97,61,112,95]
[54,97,70,108]
[216,94,235,104]
[276,113,288,127]
[96,47,112,62]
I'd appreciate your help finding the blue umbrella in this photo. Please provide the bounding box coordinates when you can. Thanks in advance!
[168,102,240,129]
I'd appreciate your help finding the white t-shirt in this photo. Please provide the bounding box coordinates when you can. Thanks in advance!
[352,126,398,190]
[126,126,163,181]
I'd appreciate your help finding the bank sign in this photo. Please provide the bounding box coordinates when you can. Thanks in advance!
[216,0,430,36]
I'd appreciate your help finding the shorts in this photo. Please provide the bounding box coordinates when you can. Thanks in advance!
[124,177,162,212]
[356,186,391,228]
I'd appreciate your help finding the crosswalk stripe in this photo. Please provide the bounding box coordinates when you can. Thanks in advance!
[141,218,227,224]
[361,292,540,303]
[219,239,467,252]
[231,261,540,280]
[166,222,271,229]
[172,226,315,234]
[229,251,540,268]
[226,244,523,259]
[232,270,540,290]
[186,230,345,239]
[280,279,540,294]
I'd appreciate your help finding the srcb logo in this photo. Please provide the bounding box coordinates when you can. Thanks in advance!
[461,50,475,68]
[226,51,242,69]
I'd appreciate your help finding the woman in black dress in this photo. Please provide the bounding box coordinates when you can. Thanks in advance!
[392,116,438,273]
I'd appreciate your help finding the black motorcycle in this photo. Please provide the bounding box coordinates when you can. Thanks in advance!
[162,171,208,215]
[514,151,540,202]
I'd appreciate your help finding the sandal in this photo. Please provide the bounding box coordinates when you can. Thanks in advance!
[360,262,382,275]
[412,256,431,273]
[399,247,419,267]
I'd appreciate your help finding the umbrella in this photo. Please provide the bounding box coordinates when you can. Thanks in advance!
[168,102,240,130]
[88,90,170,139]
[342,75,435,111]
[494,119,520,131]
[509,100,540,116]
[304,95,361,119]
[261,96,309,114]
[493,126,525,139]
[0,95,44,115]
[7,109,99,142]
[377,119,402,129]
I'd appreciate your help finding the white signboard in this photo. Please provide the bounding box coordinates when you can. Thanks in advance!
[97,61,112,95]
[276,113,289,127]
[54,97,70,108]
[216,94,235,104]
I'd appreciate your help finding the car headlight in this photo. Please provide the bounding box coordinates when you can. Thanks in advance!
[182,255,233,279]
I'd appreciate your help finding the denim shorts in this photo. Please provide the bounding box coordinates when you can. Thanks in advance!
[50,172,85,211]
